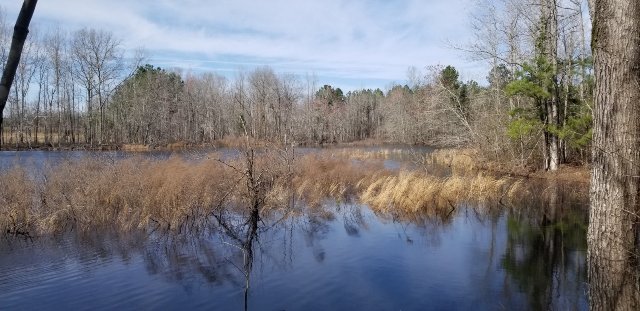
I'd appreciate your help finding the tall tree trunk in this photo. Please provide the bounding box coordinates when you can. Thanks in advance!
[0,0,38,146]
[543,0,560,171]
[588,0,640,310]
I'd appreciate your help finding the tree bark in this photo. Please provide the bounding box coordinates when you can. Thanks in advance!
[588,0,640,310]
[0,0,38,146]
[543,0,560,171]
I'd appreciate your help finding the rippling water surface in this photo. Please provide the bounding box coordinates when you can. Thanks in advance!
[0,148,587,310]
[1,204,587,310]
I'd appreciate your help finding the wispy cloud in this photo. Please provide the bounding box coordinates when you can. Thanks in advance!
[2,0,485,90]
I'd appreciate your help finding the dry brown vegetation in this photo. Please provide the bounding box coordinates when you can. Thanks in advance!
[292,153,388,207]
[0,168,37,235]
[292,149,587,216]
[120,144,150,152]
[214,136,268,148]
[328,148,409,161]
[1,150,295,236]
[1,148,589,237]
[427,148,478,173]
[428,148,592,182]
[360,172,510,213]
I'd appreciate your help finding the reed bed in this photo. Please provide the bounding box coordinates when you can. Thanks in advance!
[360,172,511,214]
[120,144,150,151]
[0,168,37,235]
[1,152,294,235]
[1,148,588,237]
[427,148,478,174]
[328,148,409,161]
[292,154,389,207]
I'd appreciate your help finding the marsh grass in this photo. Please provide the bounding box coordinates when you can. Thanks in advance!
[427,148,478,174]
[1,150,295,235]
[1,148,588,237]
[39,156,239,234]
[328,148,409,161]
[118,136,269,152]
[293,153,389,207]
[294,150,587,217]
[358,171,525,219]
[0,168,37,235]
[120,144,150,151]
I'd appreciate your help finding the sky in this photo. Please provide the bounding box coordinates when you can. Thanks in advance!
[2,0,484,91]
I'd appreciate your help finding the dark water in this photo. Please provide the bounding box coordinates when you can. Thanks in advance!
[0,149,216,171]
[0,146,428,170]
[0,148,587,310]
[0,202,588,310]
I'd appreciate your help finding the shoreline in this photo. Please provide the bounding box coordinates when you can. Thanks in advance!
[0,138,434,152]
[0,142,590,184]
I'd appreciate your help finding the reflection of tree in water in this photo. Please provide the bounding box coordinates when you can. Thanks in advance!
[45,206,287,310]
[141,236,237,287]
[1,164,597,310]
[361,179,589,310]
[300,209,334,263]
[501,184,588,310]
[213,206,261,310]
[376,201,461,246]
[342,204,367,237]
[52,231,242,289]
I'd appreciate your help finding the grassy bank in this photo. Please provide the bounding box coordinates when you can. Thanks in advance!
[428,148,590,183]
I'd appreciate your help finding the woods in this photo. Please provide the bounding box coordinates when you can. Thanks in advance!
[0,1,595,173]
[466,0,593,171]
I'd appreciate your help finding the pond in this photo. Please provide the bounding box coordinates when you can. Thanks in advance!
[0,148,588,310]
[0,145,430,171]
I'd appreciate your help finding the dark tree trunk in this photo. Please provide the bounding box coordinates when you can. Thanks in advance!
[0,0,38,146]
[588,0,640,310]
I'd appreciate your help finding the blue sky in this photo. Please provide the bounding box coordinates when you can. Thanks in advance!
[2,0,484,91]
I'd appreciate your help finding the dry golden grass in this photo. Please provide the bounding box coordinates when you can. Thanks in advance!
[292,153,388,207]
[166,142,188,150]
[214,136,275,148]
[359,172,511,214]
[428,148,530,179]
[120,144,150,151]
[327,148,409,161]
[1,147,589,237]
[1,151,297,235]
[37,156,244,234]
[293,151,519,214]
[427,148,478,174]
[0,168,37,235]
[294,150,587,217]
[332,138,388,147]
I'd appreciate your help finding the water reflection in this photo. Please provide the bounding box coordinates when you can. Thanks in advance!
[1,198,589,310]
[502,205,587,310]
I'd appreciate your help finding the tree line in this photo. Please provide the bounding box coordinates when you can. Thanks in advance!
[1,1,593,173]
[0,14,497,150]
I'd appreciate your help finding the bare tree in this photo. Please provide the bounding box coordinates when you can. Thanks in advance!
[71,28,122,146]
[44,27,66,146]
[12,27,41,146]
